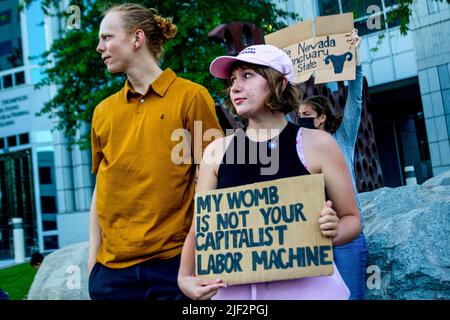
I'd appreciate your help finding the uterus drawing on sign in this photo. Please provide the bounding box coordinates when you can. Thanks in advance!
[324,52,353,74]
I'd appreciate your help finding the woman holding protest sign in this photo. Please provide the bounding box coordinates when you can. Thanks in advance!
[177,44,361,300]
[297,29,368,300]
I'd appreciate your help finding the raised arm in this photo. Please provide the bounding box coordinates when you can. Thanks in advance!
[338,30,363,149]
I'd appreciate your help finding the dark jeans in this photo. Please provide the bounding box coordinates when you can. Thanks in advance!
[333,233,368,300]
[89,255,187,300]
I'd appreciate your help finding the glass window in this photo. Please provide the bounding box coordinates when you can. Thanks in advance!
[355,15,386,36]
[342,0,382,19]
[2,74,12,88]
[0,138,4,149]
[7,135,16,147]
[426,1,439,14]
[19,133,29,144]
[384,0,397,8]
[318,0,341,16]
[14,71,25,85]
[0,0,23,71]
[0,10,11,27]
[0,40,12,56]
[43,235,58,250]
[26,0,47,62]
[41,196,57,213]
[42,216,57,231]
[386,10,401,28]
[39,167,52,184]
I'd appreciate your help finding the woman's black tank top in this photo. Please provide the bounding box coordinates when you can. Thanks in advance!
[217,122,310,189]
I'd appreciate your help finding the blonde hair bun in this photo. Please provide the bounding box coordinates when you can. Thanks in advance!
[152,13,178,42]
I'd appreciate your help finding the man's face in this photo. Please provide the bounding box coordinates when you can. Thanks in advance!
[96,11,135,74]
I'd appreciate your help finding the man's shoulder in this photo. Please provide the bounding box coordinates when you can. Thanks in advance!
[94,88,124,115]
[171,75,209,96]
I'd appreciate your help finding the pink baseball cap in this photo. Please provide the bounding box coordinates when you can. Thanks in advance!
[209,44,294,82]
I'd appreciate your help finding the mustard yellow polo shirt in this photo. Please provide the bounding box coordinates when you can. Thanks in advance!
[91,68,223,268]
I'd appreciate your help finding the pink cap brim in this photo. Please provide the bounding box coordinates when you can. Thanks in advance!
[209,55,271,79]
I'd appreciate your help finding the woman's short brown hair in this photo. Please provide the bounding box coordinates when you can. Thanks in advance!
[105,3,177,62]
[226,61,302,115]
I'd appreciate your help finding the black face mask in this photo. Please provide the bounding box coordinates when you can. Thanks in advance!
[297,117,316,129]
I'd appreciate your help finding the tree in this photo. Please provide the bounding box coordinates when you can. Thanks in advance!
[23,0,297,147]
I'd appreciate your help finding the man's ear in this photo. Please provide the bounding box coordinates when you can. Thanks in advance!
[134,29,146,49]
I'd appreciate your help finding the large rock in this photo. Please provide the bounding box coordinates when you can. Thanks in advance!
[360,171,450,300]
[422,169,450,187]
[28,242,90,300]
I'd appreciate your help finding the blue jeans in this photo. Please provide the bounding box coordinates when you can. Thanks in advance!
[333,233,368,300]
[88,255,187,300]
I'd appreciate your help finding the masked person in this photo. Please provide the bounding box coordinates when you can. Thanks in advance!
[298,29,368,300]
[177,44,361,300]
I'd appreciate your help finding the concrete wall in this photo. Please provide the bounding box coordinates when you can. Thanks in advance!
[411,1,450,175]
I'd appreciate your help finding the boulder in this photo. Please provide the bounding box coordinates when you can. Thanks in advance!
[422,169,450,187]
[360,171,450,300]
[27,242,90,300]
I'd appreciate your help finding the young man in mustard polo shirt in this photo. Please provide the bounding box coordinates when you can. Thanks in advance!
[88,3,223,300]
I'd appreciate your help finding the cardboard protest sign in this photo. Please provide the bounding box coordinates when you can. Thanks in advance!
[265,13,355,84]
[194,174,333,285]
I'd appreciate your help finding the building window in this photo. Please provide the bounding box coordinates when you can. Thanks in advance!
[15,71,25,86]
[41,196,57,213]
[3,74,12,88]
[426,1,439,14]
[386,10,401,28]
[342,0,382,18]
[0,10,12,27]
[384,0,397,7]
[43,235,59,250]
[39,167,52,184]
[355,15,386,36]
[19,133,29,145]
[0,138,4,149]
[0,40,12,56]
[42,218,57,231]
[7,135,16,147]
[318,0,341,16]
[318,0,399,35]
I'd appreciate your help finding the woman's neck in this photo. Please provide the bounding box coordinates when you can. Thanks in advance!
[246,113,288,141]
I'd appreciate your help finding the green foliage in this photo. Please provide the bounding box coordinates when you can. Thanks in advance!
[0,263,37,300]
[27,0,297,147]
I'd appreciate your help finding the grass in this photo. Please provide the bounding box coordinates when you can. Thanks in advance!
[0,263,37,300]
